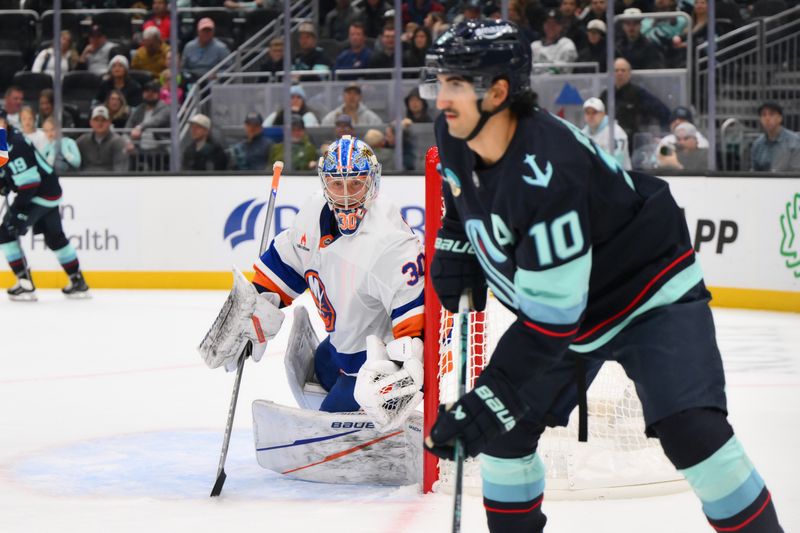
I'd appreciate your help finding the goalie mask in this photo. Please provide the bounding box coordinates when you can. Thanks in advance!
[317,135,381,236]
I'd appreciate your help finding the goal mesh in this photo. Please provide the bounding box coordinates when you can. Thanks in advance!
[422,147,686,499]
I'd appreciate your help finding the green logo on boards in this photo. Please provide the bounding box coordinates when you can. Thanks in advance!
[779,193,800,278]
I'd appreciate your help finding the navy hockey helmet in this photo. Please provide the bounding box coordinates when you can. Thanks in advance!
[420,20,531,103]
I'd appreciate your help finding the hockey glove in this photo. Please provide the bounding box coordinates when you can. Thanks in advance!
[425,369,528,460]
[3,207,29,237]
[0,182,9,196]
[355,335,424,431]
[430,220,487,313]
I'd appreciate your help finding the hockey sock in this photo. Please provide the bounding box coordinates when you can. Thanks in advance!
[52,243,80,276]
[653,408,782,532]
[1,241,27,276]
[481,452,547,533]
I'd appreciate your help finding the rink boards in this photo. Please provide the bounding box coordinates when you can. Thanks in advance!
[1,174,798,312]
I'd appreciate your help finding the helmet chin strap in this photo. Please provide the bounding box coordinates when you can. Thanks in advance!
[464,97,511,142]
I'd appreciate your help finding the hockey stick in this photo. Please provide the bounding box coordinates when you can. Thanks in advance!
[451,292,471,533]
[210,160,284,498]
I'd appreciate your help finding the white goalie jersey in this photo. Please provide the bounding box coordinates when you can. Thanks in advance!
[252,191,425,374]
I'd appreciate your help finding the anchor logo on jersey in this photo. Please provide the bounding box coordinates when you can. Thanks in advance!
[305,270,336,332]
[441,165,462,197]
[522,154,553,188]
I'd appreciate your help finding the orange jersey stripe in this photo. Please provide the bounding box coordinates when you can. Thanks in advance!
[252,266,293,306]
[392,314,424,339]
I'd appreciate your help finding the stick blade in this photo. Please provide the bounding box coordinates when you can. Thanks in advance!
[210,469,227,497]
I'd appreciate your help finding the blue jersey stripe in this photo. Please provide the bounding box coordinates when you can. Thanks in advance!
[259,243,307,295]
[390,290,424,320]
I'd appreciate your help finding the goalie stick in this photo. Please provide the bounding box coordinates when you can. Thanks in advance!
[451,292,470,533]
[210,160,284,497]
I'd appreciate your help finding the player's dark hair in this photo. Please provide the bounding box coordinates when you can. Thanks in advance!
[510,89,539,118]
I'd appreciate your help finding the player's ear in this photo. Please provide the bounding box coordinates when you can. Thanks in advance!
[486,78,510,110]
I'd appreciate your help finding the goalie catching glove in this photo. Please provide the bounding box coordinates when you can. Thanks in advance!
[198,267,285,370]
[354,335,424,432]
[424,369,528,460]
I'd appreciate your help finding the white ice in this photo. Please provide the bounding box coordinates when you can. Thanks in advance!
[0,290,797,533]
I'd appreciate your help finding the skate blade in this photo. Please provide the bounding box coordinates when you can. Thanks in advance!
[9,292,38,302]
[64,291,92,300]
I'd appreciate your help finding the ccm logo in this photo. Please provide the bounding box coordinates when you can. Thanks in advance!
[474,385,516,432]
[331,421,375,429]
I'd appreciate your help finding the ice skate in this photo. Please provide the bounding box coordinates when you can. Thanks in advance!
[7,271,37,302]
[62,271,91,299]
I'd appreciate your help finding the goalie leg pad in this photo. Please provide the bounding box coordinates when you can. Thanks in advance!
[252,400,423,485]
[284,306,326,410]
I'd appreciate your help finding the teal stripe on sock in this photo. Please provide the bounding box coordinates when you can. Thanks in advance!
[702,469,765,520]
[680,436,755,503]
[53,244,77,265]
[481,453,546,503]
[0,241,22,262]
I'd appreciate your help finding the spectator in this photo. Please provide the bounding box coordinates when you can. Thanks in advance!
[559,0,587,50]
[293,22,333,74]
[1,86,24,129]
[158,69,183,105]
[581,97,631,170]
[258,38,285,77]
[143,0,172,42]
[751,101,800,172]
[132,26,170,78]
[263,85,320,127]
[76,105,128,172]
[19,106,48,154]
[268,114,317,171]
[508,0,539,43]
[600,58,670,142]
[405,87,432,123]
[126,81,170,171]
[384,120,415,170]
[657,106,709,151]
[321,84,383,126]
[41,117,82,174]
[32,30,78,79]
[323,0,363,41]
[96,55,143,108]
[398,22,419,50]
[104,88,130,129]
[656,122,709,171]
[229,112,272,171]
[363,128,393,163]
[403,0,445,26]
[224,0,277,10]
[423,11,449,42]
[183,113,228,171]
[453,0,484,24]
[182,18,231,80]
[368,27,398,70]
[617,8,665,70]
[334,22,373,73]
[672,0,710,55]
[403,26,431,68]
[483,2,502,20]
[577,20,607,72]
[580,0,608,29]
[36,89,75,129]
[77,25,117,76]
[363,0,391,38]
[334,113,355,138]
[531,10,578,71]
[641,0,688,66]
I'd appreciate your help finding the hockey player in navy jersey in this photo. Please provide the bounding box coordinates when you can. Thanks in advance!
[0,113,89,301]
[422,20,782,532]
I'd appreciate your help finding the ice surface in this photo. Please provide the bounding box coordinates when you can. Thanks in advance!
[0,290,797,532]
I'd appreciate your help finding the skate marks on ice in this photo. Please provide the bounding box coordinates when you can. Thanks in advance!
[7,429,420,502]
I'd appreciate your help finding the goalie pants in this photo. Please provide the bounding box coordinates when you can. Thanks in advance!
[0,202,80,276]
[314,336,367,413]
[479,282,782,532]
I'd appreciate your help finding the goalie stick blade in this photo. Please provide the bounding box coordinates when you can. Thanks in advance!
[210,469,227,497]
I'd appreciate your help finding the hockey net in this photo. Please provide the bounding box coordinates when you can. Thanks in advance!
[422,147,687,499]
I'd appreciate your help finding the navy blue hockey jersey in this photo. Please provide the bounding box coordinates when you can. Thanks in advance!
[0,126,62,208]
[434,109,703,384]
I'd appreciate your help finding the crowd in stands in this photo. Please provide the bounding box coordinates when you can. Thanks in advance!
[0,0,797,173]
